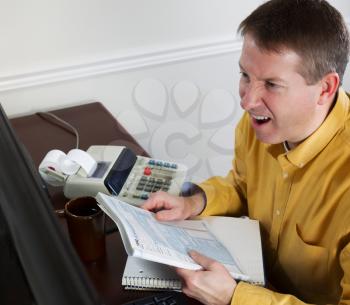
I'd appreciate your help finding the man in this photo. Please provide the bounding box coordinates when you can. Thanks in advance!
[142,0,350,304]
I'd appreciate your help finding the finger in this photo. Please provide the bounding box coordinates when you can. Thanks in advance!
[141,193,178,221]
[155,208,181,221]
[175,267,197,279]
[141,192,165,211]
[189,250,219,271]
[140,198,155,210]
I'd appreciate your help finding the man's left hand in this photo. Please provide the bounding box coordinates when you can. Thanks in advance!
[176,251,237,305]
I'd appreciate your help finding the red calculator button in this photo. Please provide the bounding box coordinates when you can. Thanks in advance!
[144,167,152,176]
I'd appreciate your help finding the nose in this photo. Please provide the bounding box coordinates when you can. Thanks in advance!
[240,82,262,111]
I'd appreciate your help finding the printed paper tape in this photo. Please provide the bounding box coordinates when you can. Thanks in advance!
[39,149,97,186]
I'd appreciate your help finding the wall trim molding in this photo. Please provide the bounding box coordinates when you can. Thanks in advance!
[0,39,242,92]
[1,14,349,93]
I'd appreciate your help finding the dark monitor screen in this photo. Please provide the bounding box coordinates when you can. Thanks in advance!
[0,104,100,305]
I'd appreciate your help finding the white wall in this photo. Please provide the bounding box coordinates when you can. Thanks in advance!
[0,1,349,182]
[0,0,258,77]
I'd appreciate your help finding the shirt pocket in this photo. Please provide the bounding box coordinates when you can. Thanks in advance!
[289,224,329,294]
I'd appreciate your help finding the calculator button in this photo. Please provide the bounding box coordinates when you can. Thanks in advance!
[138,181,146,186]
[144,167,152,176]
[140,194,149,200]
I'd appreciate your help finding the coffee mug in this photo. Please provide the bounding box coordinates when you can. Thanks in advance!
[57,196,106,262]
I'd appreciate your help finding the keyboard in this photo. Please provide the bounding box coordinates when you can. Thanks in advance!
[122,292,188,305]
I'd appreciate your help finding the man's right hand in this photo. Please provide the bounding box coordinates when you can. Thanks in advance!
[141,191,206,221]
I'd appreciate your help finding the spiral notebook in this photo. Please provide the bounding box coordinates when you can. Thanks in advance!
[122,256,182,291]
[97,193,265,288]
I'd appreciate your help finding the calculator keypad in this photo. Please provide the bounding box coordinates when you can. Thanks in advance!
[118,157,186,206]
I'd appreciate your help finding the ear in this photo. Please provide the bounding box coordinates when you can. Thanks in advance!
[317,72,340,105]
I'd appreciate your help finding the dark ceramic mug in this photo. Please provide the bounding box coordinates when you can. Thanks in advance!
[57,196,106,262]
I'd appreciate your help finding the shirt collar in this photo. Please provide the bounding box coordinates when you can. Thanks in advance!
[285,88,349,168]
[283,141,291,153]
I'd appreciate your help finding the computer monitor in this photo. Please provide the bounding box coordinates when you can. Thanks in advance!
[0,104,100,305]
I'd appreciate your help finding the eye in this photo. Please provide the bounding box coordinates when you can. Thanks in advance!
[240,71,250,81]
[265,81,278,89]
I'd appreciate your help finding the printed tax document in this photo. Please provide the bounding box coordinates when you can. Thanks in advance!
[96,193,264,283]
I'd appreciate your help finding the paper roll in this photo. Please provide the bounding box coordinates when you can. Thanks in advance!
[38,148,98,186]
[39,150,67,186]
[59,155,81,175]
[67,149,97,176]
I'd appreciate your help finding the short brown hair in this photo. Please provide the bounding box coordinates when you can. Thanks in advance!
[238,0,350,85]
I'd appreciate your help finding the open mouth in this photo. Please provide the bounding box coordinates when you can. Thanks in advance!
[251,114,271,125]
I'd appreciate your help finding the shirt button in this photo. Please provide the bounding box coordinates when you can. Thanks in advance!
[276,210,281,216]
[283,172,288,178]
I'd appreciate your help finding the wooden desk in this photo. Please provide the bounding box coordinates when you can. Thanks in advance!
[10,102,201,305]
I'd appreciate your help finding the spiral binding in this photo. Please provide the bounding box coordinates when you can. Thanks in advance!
[122,276,182,290]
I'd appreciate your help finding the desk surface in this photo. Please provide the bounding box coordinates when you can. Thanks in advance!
[10,102,200,305]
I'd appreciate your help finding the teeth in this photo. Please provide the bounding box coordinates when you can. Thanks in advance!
[252,114,269,121]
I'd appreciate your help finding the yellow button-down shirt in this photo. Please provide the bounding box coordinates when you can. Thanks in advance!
[199,88,350,305]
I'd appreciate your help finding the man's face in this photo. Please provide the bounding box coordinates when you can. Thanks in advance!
[239,34,324,146]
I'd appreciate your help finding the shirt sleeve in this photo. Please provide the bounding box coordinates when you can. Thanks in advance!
[338,240,350,303]
[230,237,350,305]
[231,282,308,305]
